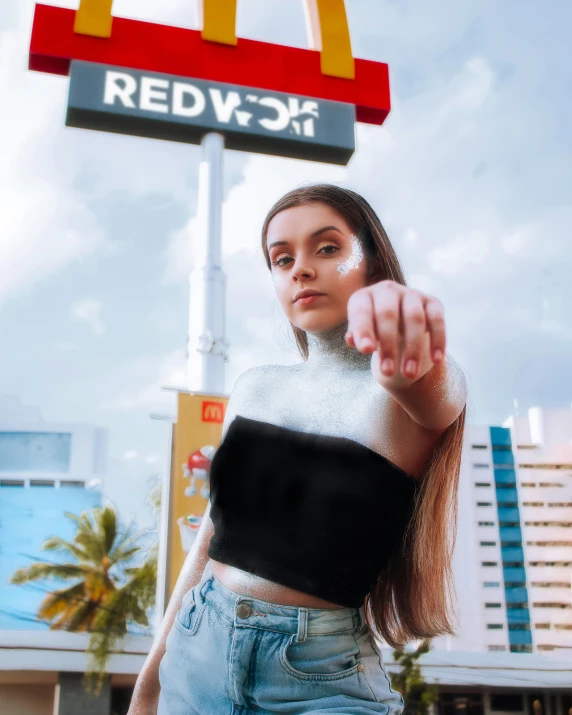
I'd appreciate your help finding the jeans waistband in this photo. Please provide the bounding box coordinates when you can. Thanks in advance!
[200,560,364,640]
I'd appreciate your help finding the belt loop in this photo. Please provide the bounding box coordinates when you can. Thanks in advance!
[200,568,214,598]
[296,607,308,642]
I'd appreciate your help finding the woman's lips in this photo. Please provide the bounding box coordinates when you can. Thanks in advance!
[296,294,325,305]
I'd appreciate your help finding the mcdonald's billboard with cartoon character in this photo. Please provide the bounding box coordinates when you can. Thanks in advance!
[168,392,228,597]
[29,0,391,165]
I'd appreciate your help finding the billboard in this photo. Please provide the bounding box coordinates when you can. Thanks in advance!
[29,1,391,129]
[167,392,228,598]
[66,61,356,164]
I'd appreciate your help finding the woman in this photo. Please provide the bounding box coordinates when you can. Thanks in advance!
[129,184,468,714]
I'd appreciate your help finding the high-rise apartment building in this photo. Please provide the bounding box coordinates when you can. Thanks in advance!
[436,406,572,657]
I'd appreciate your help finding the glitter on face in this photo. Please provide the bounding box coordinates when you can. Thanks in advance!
[336,234,364,277]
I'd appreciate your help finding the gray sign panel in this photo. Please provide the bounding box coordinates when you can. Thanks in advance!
[66,61,356,165]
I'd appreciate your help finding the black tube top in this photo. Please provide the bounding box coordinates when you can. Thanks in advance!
[207,415,420,608]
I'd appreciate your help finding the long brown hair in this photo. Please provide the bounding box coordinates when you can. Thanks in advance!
[260,183,466,648]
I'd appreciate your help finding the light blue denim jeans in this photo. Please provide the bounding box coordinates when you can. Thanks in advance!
[158,560,404,714]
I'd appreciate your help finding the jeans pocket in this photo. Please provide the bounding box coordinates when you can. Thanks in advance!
[279,630,362,681]
[174,586,207,636]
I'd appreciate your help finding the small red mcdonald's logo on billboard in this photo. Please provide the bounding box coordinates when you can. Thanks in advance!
[202,401,225,424]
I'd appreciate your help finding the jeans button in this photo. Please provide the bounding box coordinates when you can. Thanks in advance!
[236,602,252,619]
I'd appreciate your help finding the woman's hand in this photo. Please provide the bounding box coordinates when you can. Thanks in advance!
[345,280,446,389]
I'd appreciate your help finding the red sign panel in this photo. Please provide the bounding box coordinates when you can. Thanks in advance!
[29,4,390,126]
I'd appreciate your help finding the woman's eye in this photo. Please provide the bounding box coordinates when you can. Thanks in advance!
[319,244,340,255]
[271,244,340,268]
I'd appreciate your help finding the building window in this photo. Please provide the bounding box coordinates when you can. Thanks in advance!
[534,623,550,629]
[487,624,504,629]
[554,624,572,630]
[484,582,501,588]
[488,645,506,651]
[0,479,25,486]
[60,480,85,488]
[529,561,572,567]
[527,541,572,547]
[490,695,523,712]
[477,502,493,507]
[478,521,495,526]
[548,502,572,507]
[475,482,492,487]
[480,541,497,547]
[30,479,55,487]
[511,644,533,653]
[532,602,572,609]
[439,693,484,715]
[521,482,536,487]
[531,582,571,588]
[482,562,498,567]
[485,603,502,608]
[0,431,71,472]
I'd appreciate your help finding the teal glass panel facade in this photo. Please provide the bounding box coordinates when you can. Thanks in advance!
[490,426,532,652]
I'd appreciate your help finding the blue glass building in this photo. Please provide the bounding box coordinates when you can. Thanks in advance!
[0,423,106,630]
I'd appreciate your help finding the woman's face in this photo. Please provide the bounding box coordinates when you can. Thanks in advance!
[266,202,372,334]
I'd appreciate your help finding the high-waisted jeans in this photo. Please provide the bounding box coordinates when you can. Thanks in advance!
[157,560,404,714]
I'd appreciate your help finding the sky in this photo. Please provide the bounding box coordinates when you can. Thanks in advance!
[1,0,571,530]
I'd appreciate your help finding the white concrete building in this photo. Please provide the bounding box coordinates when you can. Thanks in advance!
[436,406,572,657]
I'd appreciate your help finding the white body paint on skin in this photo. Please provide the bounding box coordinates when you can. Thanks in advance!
[336,234,364,277]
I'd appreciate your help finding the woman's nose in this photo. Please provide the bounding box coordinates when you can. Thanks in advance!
[291,258,315,280]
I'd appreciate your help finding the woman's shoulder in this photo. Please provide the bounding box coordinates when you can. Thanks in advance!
[233,363,289,389]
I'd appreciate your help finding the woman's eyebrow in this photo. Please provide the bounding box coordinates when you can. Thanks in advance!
[268,225,343,251]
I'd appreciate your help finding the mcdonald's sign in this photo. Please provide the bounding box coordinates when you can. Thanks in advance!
[29,1,391,141]
[167,392,229,599]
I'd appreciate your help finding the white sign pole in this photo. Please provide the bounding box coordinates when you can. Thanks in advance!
[186,131,229,393]
[155,132,227,625]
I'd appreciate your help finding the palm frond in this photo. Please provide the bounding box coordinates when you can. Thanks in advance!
[10,562,92,585]
[37,582,85,621]
[42,536,90,562]
[96,505,118,556]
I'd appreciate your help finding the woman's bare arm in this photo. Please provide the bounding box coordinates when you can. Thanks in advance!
[127,501,215,713]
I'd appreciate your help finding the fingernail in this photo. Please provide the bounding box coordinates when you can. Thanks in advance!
[382,358,394,373]
[405,359,417,375]
[434,349,443,361]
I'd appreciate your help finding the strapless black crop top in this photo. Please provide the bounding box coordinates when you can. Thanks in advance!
[207,415,420,608]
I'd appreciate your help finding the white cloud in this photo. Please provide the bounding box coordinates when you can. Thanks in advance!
[71,299,106,337]
[100,348,185,413]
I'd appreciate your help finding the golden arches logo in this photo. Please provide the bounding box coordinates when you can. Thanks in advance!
[202,401,225,423]
[74,0,355,79]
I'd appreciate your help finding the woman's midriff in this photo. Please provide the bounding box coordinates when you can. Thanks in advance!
[209,558,344,608]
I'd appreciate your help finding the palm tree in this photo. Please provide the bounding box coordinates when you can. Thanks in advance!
[391,639,440,715]
[10,502,157,684]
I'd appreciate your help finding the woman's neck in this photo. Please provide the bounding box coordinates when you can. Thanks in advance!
[305,320,371,372]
